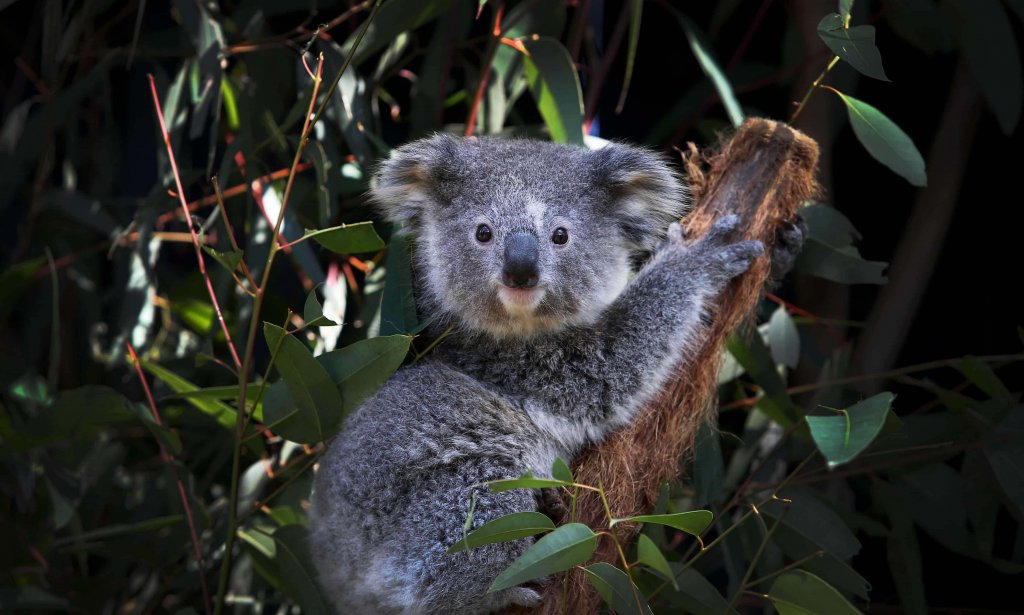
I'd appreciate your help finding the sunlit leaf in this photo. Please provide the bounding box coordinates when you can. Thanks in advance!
[768,306,800,369]
[141,360,237,429]
[806,392,894,468]
[523,37,585,144]
[673,11,744,128]
[830,90,927,186]
[485,474,572,493]
[447,512,555,554]
[488,523,598,592]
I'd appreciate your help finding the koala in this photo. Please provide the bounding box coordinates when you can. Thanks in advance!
[309,135,771,614]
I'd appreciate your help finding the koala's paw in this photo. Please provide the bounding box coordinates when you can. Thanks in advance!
[769,215,807,282]
[687,214,763,284]
[712,240,764,281]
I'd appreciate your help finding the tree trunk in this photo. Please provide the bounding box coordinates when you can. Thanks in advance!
[510,117,820,614]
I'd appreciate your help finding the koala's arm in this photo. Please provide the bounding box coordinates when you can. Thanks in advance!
[591,215,762,429]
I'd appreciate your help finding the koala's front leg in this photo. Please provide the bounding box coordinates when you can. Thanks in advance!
[597,214,762,425]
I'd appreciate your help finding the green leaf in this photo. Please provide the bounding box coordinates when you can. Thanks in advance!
[339,0,458,66]
[767,570,862,615]
[636,534,676,589]
[551,457,573,483]
[523,37,585,145]
[376,232,420,336]
[960,0,1022,134]
[794,238,888,284]
[271,525,331,615]
[806,392,894,468]
[447,512,555,554]
[817,13,889,81]
[582,562,653,615]
[983,407,1024,519]
[874,481,927,615]
[727,332,801,426]
[303,287,339,328]
[801,203,861,249]
[485,475,573,493]
[488,523,598,592]
[768,306,800,369]
[141,360,237,429]
[201,246,243,275]
[615,0,643,112]
[171,384,261,406]
[611,510,713,536]
[830,90,927,186]
[317,335,413,415]
[692,423,725,508]
[673,12,744,128]
[304,221,385,254]
[263,323,344,443]
[955,356,1012,402]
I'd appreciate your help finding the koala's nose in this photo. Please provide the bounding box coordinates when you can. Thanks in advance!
[502,232,540,288]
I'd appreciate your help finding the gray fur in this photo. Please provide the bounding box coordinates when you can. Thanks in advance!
[310,136,766,614]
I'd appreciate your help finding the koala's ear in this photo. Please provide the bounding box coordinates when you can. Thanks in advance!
[590,143,688,251]
[369,133,461,230]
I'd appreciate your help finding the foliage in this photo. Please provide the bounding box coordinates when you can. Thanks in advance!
[0,0,1022,613]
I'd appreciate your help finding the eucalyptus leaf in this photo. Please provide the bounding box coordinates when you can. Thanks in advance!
[806,392,894,468]
[488,523,597,592]
[767,570,862,615]
[141,360,237,429]
[611,510,712,536]
[447,512,555,554]
[303,287,339,328]
[582,562,653,615]
[636,534,676,589]
[317,335,412,414]
[768,306,800,369]
[830,90,927,186]
[485,475,572,493]
[551,457,573,483]
[672,11,744,127]
[817,13,890,81]
[304,222,385,255]
[523,37,585,145]
[201,246,243,275]
[794,238,888,285]
[272,525,331,615]
[263,323,344,443]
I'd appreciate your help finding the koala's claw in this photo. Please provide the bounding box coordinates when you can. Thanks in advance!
[714,239,764,280]
[770,215,807,281]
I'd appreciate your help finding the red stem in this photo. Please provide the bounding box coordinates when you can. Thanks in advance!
[147,74,243,370]
[126,343,211,615]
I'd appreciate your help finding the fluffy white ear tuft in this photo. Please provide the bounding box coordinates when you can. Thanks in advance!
[590,143,689,252]
[369,133,461,231]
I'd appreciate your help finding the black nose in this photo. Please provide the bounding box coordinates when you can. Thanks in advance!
[502,232,540,288]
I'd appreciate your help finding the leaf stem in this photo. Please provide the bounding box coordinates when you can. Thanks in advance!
[789,55,840,124]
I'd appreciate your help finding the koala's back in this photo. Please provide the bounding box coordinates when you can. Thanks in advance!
[310,360,551,614]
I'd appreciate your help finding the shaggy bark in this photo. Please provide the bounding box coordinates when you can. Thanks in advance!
[508,117,820,614]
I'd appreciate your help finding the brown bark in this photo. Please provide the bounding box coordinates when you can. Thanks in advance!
[508,118,820,614]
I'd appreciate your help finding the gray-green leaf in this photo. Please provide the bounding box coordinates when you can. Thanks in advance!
[807,392,894,468]
[767,570,862,615]
[304,221,385,254]
[831,90,926,186]
[523,37,585,145]
[447,512,555,554]
[582,562,653,615]
[817,13,889,81]
[488,523,598,592]
[611,510,713,536]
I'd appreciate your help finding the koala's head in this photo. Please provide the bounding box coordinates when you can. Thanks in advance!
[370,135,686,339]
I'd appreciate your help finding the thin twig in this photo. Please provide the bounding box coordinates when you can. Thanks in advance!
[147,75,243,370]
[126,343,212,615]
[789,55,839,125]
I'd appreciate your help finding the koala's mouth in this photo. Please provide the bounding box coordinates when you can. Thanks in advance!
[495,284,546,313]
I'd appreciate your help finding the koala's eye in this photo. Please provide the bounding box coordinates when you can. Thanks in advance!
[475,224,493,243]
[551,227,569,245]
